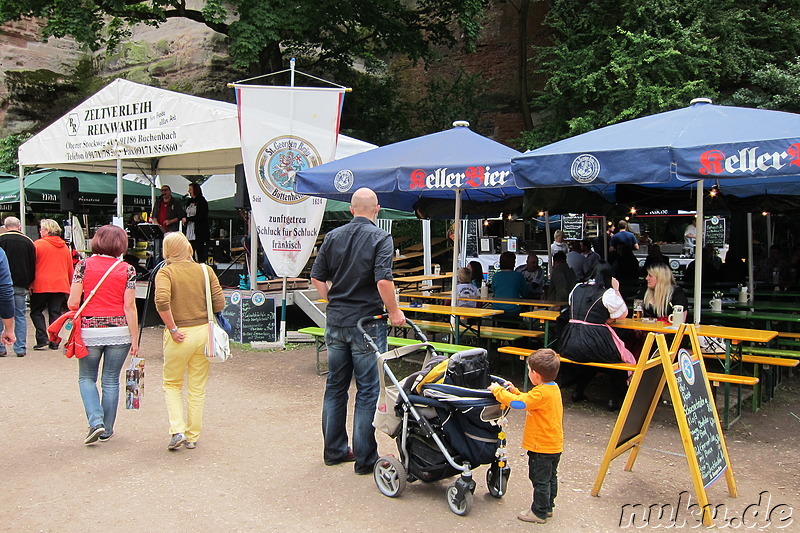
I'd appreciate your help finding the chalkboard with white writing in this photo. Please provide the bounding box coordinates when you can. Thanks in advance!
[561,214,584,241]
[241,292,276,343]
[673,349,727,488]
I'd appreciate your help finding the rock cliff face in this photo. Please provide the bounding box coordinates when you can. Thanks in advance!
[0,1,545,144]
[0,16,245,137]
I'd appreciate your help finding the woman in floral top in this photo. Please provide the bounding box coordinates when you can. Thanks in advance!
[68,225,139,445]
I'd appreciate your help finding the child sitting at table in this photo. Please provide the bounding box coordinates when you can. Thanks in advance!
[489,348,563,523]
[456,267,478,307]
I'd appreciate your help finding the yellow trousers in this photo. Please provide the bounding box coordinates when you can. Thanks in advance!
[162,324,210,443]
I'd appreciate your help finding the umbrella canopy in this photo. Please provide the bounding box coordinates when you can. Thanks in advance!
[513,98,800,188]
[0,169,153,211]
[295,122,523,216]
[295,121,523,303]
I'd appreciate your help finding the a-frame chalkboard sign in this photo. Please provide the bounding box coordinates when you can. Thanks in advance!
[592,324,737,527]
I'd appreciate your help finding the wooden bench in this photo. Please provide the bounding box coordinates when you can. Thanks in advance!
[497,346,760,413]
[394,320,544,345]
[712,347,800,405]
[297,326,474,375]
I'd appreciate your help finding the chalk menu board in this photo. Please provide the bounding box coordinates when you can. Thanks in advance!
[673,349,727,488]
[241,291,276,343]
[464,219,479,257]
[618,360,664,446]
[221,292,243,343]
[561,214,584,240]
[220,290,276,343]
[703,216,726,247]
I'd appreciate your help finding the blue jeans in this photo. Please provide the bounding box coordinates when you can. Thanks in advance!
[528,451,561,520]
[10,287,27,354]
[78,344,130,433]
[322,321,387,473]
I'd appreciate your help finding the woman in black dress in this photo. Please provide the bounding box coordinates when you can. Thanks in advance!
[183,183,209,263]
[559,262,635,410]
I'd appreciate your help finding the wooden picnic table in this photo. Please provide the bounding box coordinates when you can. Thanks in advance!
[520,309,779,426]
[393,251,424,263]
[393,273,453,291]
[397,302,503,343]
[703,308,800,333]
[404,237,447,252]
[401,291,565,309]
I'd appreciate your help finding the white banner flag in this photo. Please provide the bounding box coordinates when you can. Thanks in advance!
[235,85,344,277]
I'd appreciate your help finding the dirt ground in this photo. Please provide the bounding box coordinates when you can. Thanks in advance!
[0,323,797,532]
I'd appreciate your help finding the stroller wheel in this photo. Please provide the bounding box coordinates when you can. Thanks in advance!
[446,484,474,516]
[373,455,407,498]
[487,463,510,498]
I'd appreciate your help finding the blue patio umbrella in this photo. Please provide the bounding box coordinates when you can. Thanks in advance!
[296,121,523,302]
[512,98,800,322]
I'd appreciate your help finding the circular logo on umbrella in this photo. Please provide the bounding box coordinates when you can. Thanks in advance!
[570,154,601,183]
[334,169,354,192]
[256,136,321,204]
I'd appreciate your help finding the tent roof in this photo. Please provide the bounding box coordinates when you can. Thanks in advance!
[18,79,376,176]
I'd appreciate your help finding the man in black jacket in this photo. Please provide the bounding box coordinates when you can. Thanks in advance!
[0,216,35,356]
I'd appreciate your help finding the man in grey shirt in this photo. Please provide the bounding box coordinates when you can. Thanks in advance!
[311,188,405,475]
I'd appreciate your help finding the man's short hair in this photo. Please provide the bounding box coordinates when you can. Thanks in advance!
[553,251,567,264]
[617,220,628,230]
[3,216,21,229]
[528,348,560,382]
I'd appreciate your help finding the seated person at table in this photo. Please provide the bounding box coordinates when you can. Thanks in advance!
[491,251,530,317]
[515,253,545,298]
[548,252,576,302]
[469,260,484,289]
[638,263,688,321]
[456,267,478,308]
[559,262,635,411]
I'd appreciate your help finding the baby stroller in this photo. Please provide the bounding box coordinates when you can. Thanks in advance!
[361,315,511,516]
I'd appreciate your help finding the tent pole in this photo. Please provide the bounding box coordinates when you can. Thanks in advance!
[250,213,258,289]
[747,213,754,302]
[601,216,608,261]
[18,163,25,224]
[116,157,123,220]
[766,213,772,250]
[693,181,703,324]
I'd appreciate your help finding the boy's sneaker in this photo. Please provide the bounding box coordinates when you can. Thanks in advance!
[98,431,114,442]
[517,509,547,523]
[84,425,105,445]
[185,442,197,449]
[168,433,187,450]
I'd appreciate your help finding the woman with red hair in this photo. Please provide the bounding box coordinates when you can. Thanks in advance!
[68,225,139,445]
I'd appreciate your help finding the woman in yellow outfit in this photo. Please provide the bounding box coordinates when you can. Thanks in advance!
[155,232,224,450]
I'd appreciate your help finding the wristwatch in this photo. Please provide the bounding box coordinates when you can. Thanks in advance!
[169,327,179,333]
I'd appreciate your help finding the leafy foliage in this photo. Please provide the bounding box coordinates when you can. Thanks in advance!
[0,133,31,174]
[520,0,800,149]
[0,0,488,72]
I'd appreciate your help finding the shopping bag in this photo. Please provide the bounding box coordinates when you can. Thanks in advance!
[125,357,145,410]
[205,321,231,363]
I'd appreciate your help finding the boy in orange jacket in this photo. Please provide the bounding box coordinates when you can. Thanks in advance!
[489,348,563,524]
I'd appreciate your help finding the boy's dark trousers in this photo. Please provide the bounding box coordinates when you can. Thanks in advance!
[528,451,561,520]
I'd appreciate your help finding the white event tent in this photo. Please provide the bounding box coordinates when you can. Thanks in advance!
[17,78,375,218]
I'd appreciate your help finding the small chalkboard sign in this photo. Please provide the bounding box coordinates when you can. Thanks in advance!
[221,291,243,343]
[673,348,727,488]
[561,214,584,240]
[703,216,726,247]
[241,291,276,343]
[464,219,479,258]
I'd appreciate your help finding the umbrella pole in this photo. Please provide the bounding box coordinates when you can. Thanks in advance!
[423,220,432,275]
[693,181,703,324]
[601,216,608,261]
[747,213,755,302]
[116,156,123,220]
[545,211,552,270]
[450,190,461,333]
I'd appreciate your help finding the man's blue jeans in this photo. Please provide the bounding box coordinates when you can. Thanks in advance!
[12,287,27,354]
[322,321,387,473]
[78,344,130,433]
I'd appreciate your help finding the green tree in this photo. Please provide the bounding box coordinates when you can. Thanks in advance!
[0,133,30,175]
[0,0,488,73]
[520,0,800,149]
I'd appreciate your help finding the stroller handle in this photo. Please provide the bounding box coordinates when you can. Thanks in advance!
[356,314,431,354]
